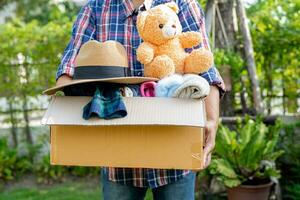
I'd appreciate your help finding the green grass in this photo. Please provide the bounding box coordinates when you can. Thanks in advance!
[0,179,153,200]
[0,181,101,200]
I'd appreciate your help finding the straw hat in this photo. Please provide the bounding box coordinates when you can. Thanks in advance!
[43,40,158,95]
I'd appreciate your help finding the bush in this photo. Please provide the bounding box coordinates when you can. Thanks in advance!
[34,154,100,184]
[69,166,100,178]
[0,138,31,182]
[277,121,300,199]
[285,183,300,200]
[34,155,66,184]
[209,117,284,188]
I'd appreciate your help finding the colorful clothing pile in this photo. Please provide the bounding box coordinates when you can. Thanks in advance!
[64,81,158,120]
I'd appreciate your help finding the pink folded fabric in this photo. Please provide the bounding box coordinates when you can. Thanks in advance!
[140,81,157,97]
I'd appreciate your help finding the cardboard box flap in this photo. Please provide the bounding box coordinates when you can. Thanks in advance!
[42,96,206,127]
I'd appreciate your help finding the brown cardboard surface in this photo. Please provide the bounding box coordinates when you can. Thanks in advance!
[44,96,206,170]
[50,125,204,170]
[42,96,206,127]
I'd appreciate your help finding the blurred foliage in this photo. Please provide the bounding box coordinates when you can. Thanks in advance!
[0,138,31,182]
[0,136,100,184]
[0,19,72,97]
[34,154,99,184]
[277,121,300,200]
[34,155,66,184]
[0,0,76,147]
[248,0,300,114]
[198,0,207,7]
[70,166,100,178]
[213,49,250,109]
[285,183,300,200]
[199,0,300,114]
[209,117,284,188]
[0,0,80,24]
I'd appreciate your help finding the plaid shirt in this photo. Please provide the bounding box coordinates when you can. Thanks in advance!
[57,0,225,188]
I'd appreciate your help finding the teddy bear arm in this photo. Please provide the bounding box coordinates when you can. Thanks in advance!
[137,42,156,65]
[179,32,202,48]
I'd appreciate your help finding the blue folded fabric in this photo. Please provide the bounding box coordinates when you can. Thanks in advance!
[83,85,127,120]
[155,74,184,97]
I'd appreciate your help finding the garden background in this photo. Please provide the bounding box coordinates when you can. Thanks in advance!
[0,0,299,199]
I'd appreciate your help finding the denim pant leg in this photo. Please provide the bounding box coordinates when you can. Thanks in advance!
[101,169,147,200]
[152,172,196,200]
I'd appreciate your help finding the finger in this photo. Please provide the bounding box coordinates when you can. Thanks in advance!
[204,153,212,168]
[203,144,214,168]
[202,146,211,165]
[203,143,215,155]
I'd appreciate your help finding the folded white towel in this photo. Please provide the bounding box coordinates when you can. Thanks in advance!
[172,74,210,99]
[155,74,184,97]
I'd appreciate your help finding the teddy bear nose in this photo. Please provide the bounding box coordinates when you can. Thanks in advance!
[172,24,176,28]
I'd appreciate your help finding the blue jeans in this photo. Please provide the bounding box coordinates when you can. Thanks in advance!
[101,169,196,200]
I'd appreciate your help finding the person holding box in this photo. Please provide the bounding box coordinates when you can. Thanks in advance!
[56,0,225,199]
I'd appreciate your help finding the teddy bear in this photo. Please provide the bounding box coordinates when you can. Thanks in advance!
[136,2,214,79]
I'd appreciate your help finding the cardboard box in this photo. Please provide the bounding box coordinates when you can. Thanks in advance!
[42,96,206,170]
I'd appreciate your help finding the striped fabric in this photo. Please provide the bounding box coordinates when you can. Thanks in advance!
[56,0,225,188]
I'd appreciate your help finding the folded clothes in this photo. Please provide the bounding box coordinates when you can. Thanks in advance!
[172,74,210,99]
[127,85,142,97]
[140,81,157,97]
[120,85,142,97]
[83,85,127,120]
[155,74,183,97]
[120,86,134,97]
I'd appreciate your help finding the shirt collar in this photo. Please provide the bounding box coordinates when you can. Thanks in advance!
[121,0,135,18]
[121,0,153,18]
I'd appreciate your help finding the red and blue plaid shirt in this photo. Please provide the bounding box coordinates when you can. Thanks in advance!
[57,0,225,188]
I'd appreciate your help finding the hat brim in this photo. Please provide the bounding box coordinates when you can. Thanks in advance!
[43,77,158,95]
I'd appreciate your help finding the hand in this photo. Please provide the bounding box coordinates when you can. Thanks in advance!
[56,75,72,86]
[203,120,218,168]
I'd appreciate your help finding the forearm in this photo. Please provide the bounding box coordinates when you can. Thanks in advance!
[205,86,220,126]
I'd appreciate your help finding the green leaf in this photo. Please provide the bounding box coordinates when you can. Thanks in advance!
[210,159,239,179]
[224,178,242,188]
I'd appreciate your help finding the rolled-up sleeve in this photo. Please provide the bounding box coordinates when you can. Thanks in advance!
[56,1,97,80]
[178,0,226,97]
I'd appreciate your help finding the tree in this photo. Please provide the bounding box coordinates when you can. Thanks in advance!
[204,0,237,116]
[0,19,72,145]
[248,0,300,114]
[236,0,263,114]
[0,0,78,146]
[0,0,80,24]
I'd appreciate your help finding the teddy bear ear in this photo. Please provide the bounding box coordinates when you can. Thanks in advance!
[137,11,148,34]
[164,2,179,14]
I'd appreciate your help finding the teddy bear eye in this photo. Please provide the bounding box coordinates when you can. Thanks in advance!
[159,24,164,29]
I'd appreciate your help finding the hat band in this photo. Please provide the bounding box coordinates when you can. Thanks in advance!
[73,66,129,80]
